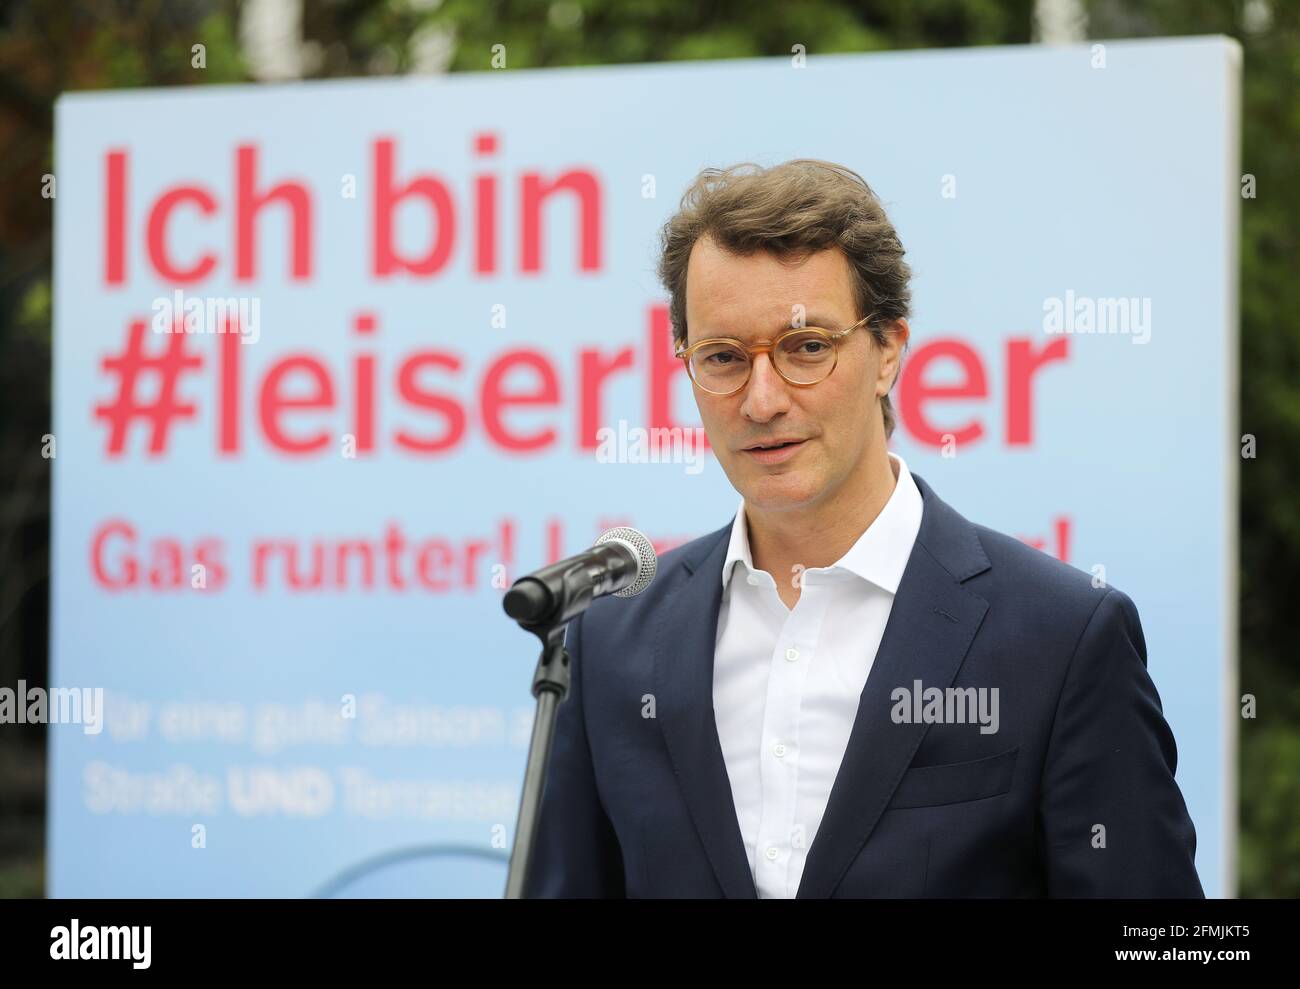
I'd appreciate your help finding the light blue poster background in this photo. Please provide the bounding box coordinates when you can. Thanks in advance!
[51,36,1238,897]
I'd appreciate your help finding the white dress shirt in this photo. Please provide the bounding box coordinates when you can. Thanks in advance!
[712,451,924,898]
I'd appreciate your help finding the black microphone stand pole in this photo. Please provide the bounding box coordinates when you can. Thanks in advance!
[502,566,587,899]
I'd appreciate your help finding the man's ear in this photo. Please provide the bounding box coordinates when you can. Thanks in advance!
[876,317,910,397]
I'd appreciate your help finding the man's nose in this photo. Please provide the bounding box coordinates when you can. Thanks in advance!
[739,352,792,422]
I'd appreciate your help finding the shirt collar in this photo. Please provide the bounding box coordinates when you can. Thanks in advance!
[721,451,923,595]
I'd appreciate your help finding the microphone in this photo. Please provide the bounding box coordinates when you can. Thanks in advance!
[503,527,658,627]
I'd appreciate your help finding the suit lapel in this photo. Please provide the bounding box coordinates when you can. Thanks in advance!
[652,521,758,899]
[796,471,991,897]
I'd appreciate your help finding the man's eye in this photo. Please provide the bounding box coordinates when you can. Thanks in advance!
[790,339,829,356]
[705,351,739,365]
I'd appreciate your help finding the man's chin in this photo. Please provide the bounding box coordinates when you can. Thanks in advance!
[738,473,822,512]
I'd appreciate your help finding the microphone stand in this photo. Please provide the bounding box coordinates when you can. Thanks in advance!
[501,531,652,898]
[502,572,581,899]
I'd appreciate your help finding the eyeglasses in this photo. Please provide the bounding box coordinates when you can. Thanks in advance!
[674,312,878,396]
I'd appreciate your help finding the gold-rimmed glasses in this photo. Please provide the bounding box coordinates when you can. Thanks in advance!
[674,312,877,396]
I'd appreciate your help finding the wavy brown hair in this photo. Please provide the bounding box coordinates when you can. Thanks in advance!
[656,159,911,438]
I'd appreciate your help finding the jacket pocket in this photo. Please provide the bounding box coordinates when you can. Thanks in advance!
[889,745,1019,809]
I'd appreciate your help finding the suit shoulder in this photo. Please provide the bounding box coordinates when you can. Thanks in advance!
[967,521,1118,614]
[959,522,1145,675]
[655,523,731,574]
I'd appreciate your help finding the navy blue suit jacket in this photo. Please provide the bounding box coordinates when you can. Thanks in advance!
[525,471,1205,897]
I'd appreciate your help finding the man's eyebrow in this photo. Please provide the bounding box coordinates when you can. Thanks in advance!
[698,312,848,342]
[795,312,846,331]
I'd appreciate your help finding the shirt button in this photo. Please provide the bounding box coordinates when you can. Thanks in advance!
[746,573,760,586]
[765,846,779,861]
[773,741,787,758]
[785,647,799,662]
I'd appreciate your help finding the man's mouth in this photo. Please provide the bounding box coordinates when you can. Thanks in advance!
[742,438,808,463]
[743,438,805,451]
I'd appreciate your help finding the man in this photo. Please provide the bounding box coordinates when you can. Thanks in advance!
[524,159,1204,898]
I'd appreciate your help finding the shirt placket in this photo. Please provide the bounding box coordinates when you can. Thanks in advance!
[751,571,828,898]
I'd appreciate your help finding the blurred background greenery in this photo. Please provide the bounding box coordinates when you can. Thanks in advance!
[0,0,1294,898]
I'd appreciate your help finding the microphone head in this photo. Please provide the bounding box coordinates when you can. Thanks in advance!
[595,527,658,597]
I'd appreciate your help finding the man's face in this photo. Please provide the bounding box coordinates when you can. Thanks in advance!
[683,235,905,514]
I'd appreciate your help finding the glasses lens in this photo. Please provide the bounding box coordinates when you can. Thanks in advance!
[691,342,750,392]
[774,330,836,384]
